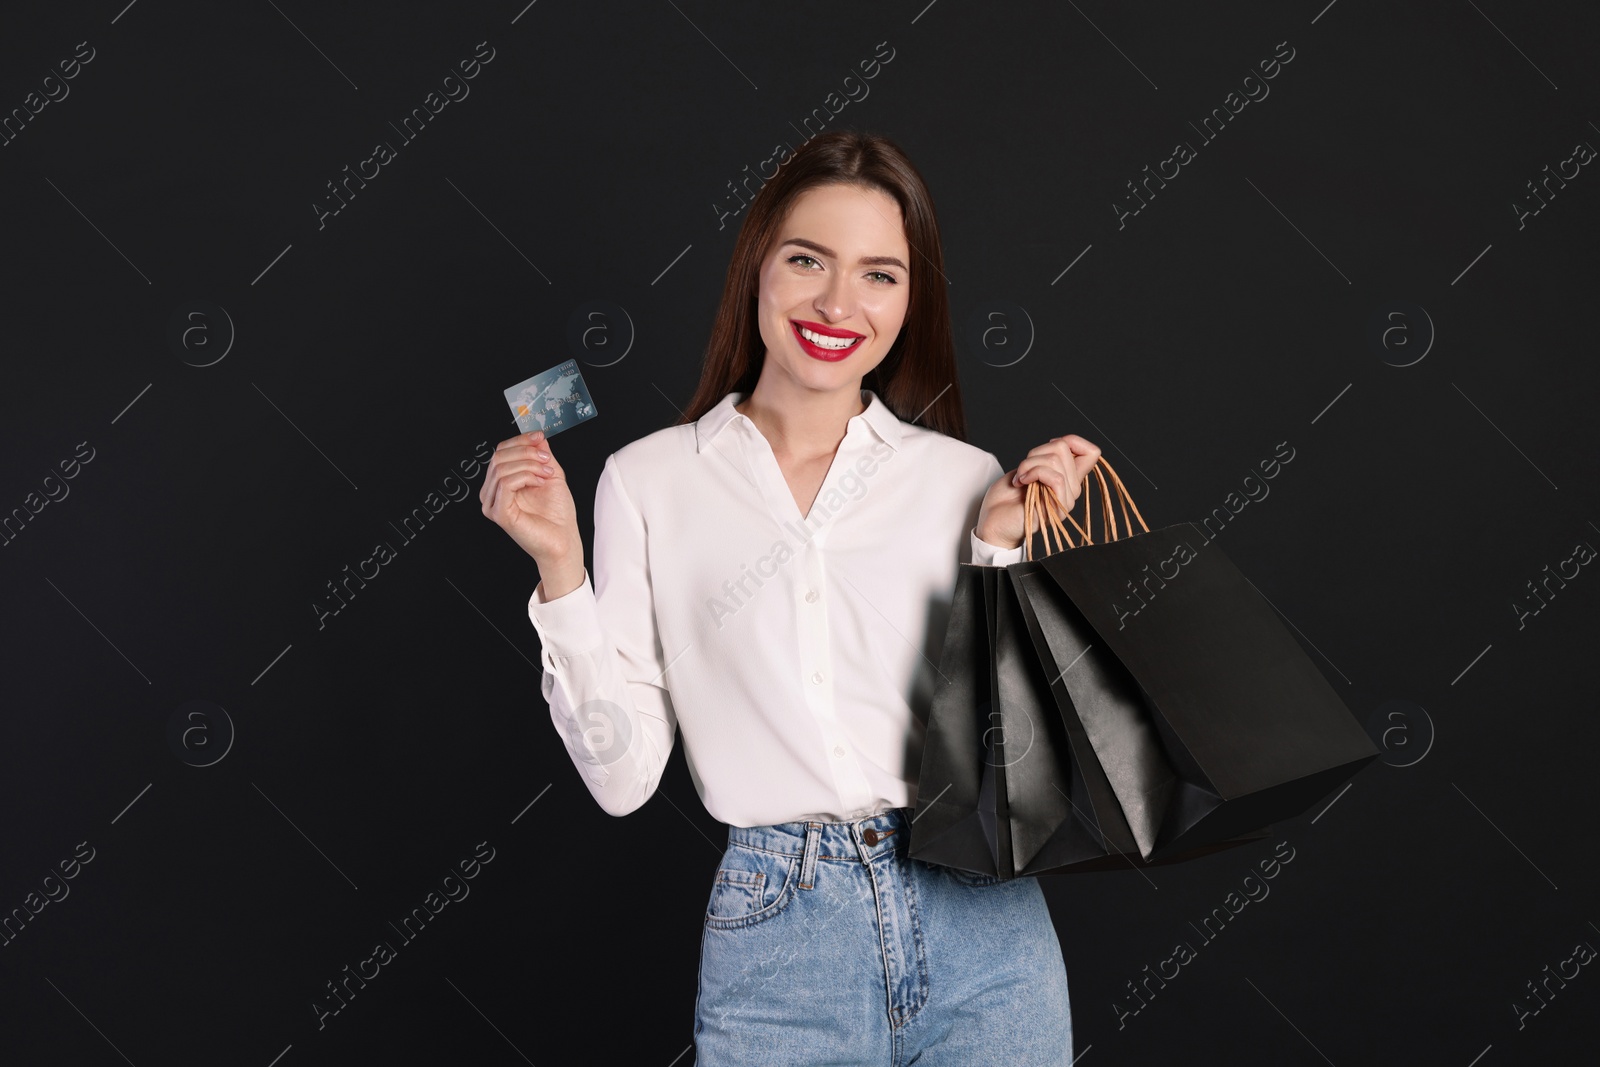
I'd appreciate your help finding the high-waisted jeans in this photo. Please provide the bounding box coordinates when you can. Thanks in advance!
[693,806,1073,1065]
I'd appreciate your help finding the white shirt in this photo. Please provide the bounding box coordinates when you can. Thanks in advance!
[527,388,1025,827]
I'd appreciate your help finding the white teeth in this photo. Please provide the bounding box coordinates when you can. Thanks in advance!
[799,325,860,350]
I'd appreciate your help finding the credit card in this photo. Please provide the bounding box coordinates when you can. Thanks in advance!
[502,359,598,438]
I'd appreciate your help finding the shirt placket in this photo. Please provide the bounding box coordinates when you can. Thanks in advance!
[798,521,876,817]
[737,419,877,818]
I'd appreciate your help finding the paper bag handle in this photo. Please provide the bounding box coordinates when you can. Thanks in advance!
[1023,457,1149,560]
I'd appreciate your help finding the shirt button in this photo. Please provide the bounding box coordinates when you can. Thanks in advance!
[811,671,824,684]
[832,745,846,758]
[805,589,819,603]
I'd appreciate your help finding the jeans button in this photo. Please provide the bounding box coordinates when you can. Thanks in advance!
[863,828,879,846]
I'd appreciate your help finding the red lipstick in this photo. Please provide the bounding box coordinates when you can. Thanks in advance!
[791,319,864,362]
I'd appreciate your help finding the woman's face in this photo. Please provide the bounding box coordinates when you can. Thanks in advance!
[754,182,911,394]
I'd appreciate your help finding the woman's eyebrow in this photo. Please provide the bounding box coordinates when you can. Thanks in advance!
[781,237,907,271]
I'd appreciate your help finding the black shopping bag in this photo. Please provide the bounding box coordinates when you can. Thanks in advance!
[907,560,1072,879]
[910,460,1377,879]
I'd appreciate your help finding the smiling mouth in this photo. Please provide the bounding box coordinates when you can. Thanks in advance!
[791,320,864,361]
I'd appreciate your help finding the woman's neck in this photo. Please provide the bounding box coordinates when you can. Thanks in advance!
[734,380,867,462]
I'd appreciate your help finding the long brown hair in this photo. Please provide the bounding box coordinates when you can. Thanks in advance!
[674,130,968,441]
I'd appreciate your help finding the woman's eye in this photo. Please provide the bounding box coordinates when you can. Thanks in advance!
[868,271,897,284]
[788,254,820,269]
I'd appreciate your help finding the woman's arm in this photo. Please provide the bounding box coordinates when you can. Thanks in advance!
[969,454,1027,567]
[484,435,677,816]
[527,454,677,817]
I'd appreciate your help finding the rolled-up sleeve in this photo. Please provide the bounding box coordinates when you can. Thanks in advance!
[527,452,677,816]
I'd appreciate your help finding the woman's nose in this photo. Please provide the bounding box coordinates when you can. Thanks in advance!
[814,277,853,321]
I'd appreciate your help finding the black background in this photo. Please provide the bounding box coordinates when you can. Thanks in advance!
[2,1,1597,1063]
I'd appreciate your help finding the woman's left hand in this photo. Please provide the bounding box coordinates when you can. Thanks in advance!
[975,434,1103,550]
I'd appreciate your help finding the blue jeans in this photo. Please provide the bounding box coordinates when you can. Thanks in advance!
[694,807,1073,1065]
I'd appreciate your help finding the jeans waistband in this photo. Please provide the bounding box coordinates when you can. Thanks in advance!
[727,806,912,863]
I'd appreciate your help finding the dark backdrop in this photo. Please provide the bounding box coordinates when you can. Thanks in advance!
[3,1,1597,1064]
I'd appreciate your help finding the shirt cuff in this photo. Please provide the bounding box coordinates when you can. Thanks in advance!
[527,568,605,658]
[970,527,1025,568]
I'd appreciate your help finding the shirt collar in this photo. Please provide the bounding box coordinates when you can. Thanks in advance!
[695,388,904,454]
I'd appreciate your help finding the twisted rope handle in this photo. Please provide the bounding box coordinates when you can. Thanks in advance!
[1022,457,1149,561]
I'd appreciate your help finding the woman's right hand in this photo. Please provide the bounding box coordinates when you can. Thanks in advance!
[481,431,585,585]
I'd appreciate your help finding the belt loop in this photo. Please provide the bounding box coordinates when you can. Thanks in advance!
[798,822,822,890]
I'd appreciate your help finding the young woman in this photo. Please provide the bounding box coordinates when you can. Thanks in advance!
[482,130,1101,1064]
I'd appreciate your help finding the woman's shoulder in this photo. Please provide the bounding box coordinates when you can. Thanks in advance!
[598,421,701,495]
[596,410,1004,502]
[899,421,1005,478]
